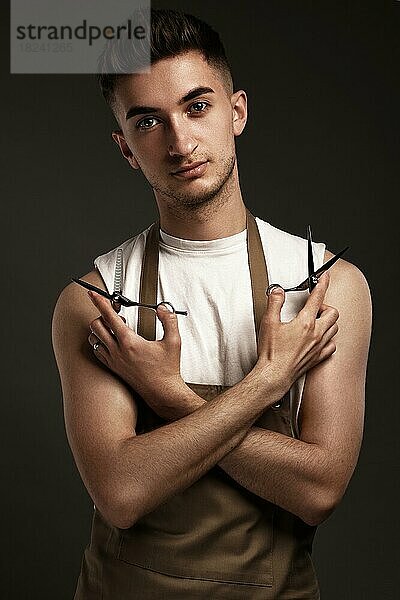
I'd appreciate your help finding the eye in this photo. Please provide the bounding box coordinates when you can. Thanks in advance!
[136,116,160,130]
[188,101,210,114]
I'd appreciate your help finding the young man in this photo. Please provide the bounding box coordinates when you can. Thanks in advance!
[52,9,371,599]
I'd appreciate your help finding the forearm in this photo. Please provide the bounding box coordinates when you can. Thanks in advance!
[167,390,335,525]
[218,427,333,525]
[113,371,284,528]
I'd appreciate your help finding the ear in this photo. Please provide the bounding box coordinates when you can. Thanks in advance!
[231,90,248,136]
[111,130,140,170]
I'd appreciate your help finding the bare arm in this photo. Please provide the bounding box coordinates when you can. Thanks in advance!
[167,256,372,525]
[52,270,336,529]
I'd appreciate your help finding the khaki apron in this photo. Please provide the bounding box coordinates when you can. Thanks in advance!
[74,210,320,599]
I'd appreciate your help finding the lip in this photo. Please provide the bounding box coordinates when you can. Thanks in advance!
[172,161,208,179]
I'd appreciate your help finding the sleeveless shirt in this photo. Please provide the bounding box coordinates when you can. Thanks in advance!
[73,211,325,599]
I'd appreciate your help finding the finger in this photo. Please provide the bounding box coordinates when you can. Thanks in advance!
[317,340,337,363]
[88,332,111,353]
[317,302,337,318]
[88,332,99,347]
[88,291,126,339]
[298,331,337,374]
[89,317,118,350]
[92,341,109,365]
[316,321,339,363]
[264,286,285,324]
[319,322,339,347]
[156,303,181,345]
[302,272,330,319]
[317,305,339,331]
[111,300,122,313]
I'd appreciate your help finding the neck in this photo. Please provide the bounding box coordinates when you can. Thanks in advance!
[155,163,248,240]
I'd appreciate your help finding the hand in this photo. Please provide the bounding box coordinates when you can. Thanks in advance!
[255,272,339,396]
[87,291,187,420]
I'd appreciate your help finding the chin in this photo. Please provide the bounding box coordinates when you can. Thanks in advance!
[153,158,235,207]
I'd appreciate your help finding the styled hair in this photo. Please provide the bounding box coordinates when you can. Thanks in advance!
[97,8,233,114]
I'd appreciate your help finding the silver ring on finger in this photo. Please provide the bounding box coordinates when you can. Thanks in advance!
[93,342,101,351]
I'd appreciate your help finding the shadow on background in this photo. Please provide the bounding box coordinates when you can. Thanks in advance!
[2,1,399,598]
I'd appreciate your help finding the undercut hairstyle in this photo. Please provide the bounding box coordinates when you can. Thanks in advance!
[97,8,234,116]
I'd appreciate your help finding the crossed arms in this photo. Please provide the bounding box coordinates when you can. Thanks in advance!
[52,251,371,529]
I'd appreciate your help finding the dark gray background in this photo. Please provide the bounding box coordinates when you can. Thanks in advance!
[2,1,399,598]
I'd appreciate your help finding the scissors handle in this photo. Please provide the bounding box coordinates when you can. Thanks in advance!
[265,245,349,296]
[114,295,188,316]
[71,279,188,316]
[308,274,319,292]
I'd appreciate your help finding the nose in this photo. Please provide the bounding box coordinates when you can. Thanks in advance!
[167,119,198,158]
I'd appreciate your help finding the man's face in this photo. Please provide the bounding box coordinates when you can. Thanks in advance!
[112,51,247,211]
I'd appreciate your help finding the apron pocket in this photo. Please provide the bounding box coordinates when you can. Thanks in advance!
[117,466,274,587]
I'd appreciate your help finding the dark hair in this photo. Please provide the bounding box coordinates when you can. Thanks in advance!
[97,8,233,114]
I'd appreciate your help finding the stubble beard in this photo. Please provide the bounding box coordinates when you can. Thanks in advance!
[150,154,237,215]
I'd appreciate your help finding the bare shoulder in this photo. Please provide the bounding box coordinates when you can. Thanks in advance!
[53,269,106,332]
[51,267,135,408]
[51,266,137,414]
[323,250,372,324]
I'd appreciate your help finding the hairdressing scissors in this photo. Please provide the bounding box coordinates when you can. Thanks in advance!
[266,225,349,296]
[72,248,188,315]
[268,225,348,411]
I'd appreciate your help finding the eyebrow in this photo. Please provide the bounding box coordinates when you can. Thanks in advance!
[125,86,215,121]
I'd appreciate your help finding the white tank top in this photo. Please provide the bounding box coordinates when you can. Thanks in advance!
[94,216,325,429]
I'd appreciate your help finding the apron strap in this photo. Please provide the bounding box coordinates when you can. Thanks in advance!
[137,220,160,341]
[245,208,269,350]
[137,209,270,348]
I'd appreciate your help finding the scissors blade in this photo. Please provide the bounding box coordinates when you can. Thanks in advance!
[113,249,123,295]
[111,248,124,313]
[72,277,153,309]
[71,278,114,300]
[307,225,316,292]
[313,246,350,278]
[287,246,349,292]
